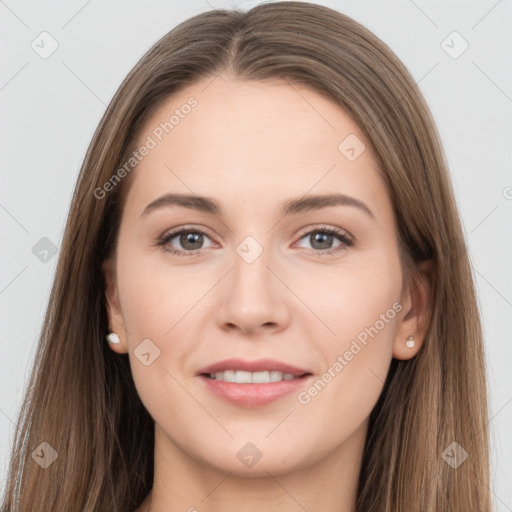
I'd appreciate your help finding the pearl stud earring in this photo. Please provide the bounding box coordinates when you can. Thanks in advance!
[405,336,415,348]
[106,332,120,344]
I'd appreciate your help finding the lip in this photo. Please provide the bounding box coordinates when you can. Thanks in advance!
[197,358,313,407]
[197,358,310,376]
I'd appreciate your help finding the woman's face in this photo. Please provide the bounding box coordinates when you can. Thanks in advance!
[105,74,420,475]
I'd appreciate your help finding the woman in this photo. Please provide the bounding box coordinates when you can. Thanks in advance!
[1,2,492,511]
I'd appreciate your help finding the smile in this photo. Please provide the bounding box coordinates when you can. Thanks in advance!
[204,370,301,383]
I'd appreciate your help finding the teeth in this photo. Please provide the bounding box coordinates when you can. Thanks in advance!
[252,371,270,383]
[236,370,252,384]
[269,370,281,382]
[210,370,298,383]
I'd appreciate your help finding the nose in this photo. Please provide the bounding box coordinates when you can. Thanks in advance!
[215,244,290,337]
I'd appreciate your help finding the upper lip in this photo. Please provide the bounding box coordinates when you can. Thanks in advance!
[198,358,311,377]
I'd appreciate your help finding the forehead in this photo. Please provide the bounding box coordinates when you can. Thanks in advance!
[124,74,391,225]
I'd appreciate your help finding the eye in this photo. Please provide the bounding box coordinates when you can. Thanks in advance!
[156,226,215,256]
[294,226,354,255]
[156,225,353,257]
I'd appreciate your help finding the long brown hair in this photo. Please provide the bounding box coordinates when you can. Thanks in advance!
[1,2,492,510]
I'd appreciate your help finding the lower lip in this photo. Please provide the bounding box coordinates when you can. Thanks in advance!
[199,375,312,407]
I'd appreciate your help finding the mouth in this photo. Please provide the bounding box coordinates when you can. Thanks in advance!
[197,358,313,407]
[202,369,309,383]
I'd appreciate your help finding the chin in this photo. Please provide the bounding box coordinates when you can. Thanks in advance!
[193,437,320,477]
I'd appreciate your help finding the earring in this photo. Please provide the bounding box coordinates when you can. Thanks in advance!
[405,336,415,348]
[106,332,120,344]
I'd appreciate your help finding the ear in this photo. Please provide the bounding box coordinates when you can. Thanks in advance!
[393,259,433,360]
[103,257,129,354]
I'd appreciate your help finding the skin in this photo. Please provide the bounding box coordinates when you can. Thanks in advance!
[104,73,431,512]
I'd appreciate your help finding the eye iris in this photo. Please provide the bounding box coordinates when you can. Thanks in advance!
[311,232,333,250]
[180,232,203,250]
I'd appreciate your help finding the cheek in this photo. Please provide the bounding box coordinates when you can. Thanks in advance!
[296,251,402,348]
[117,246,198,337]
[295,254,401,414]
[115,247,212,394]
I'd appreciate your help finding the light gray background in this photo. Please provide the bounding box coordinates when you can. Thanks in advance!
[1,0,511,508]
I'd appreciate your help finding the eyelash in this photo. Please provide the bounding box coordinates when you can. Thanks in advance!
[156,225,354,257]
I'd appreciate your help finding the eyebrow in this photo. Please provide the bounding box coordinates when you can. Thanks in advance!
[140,192,375,220]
